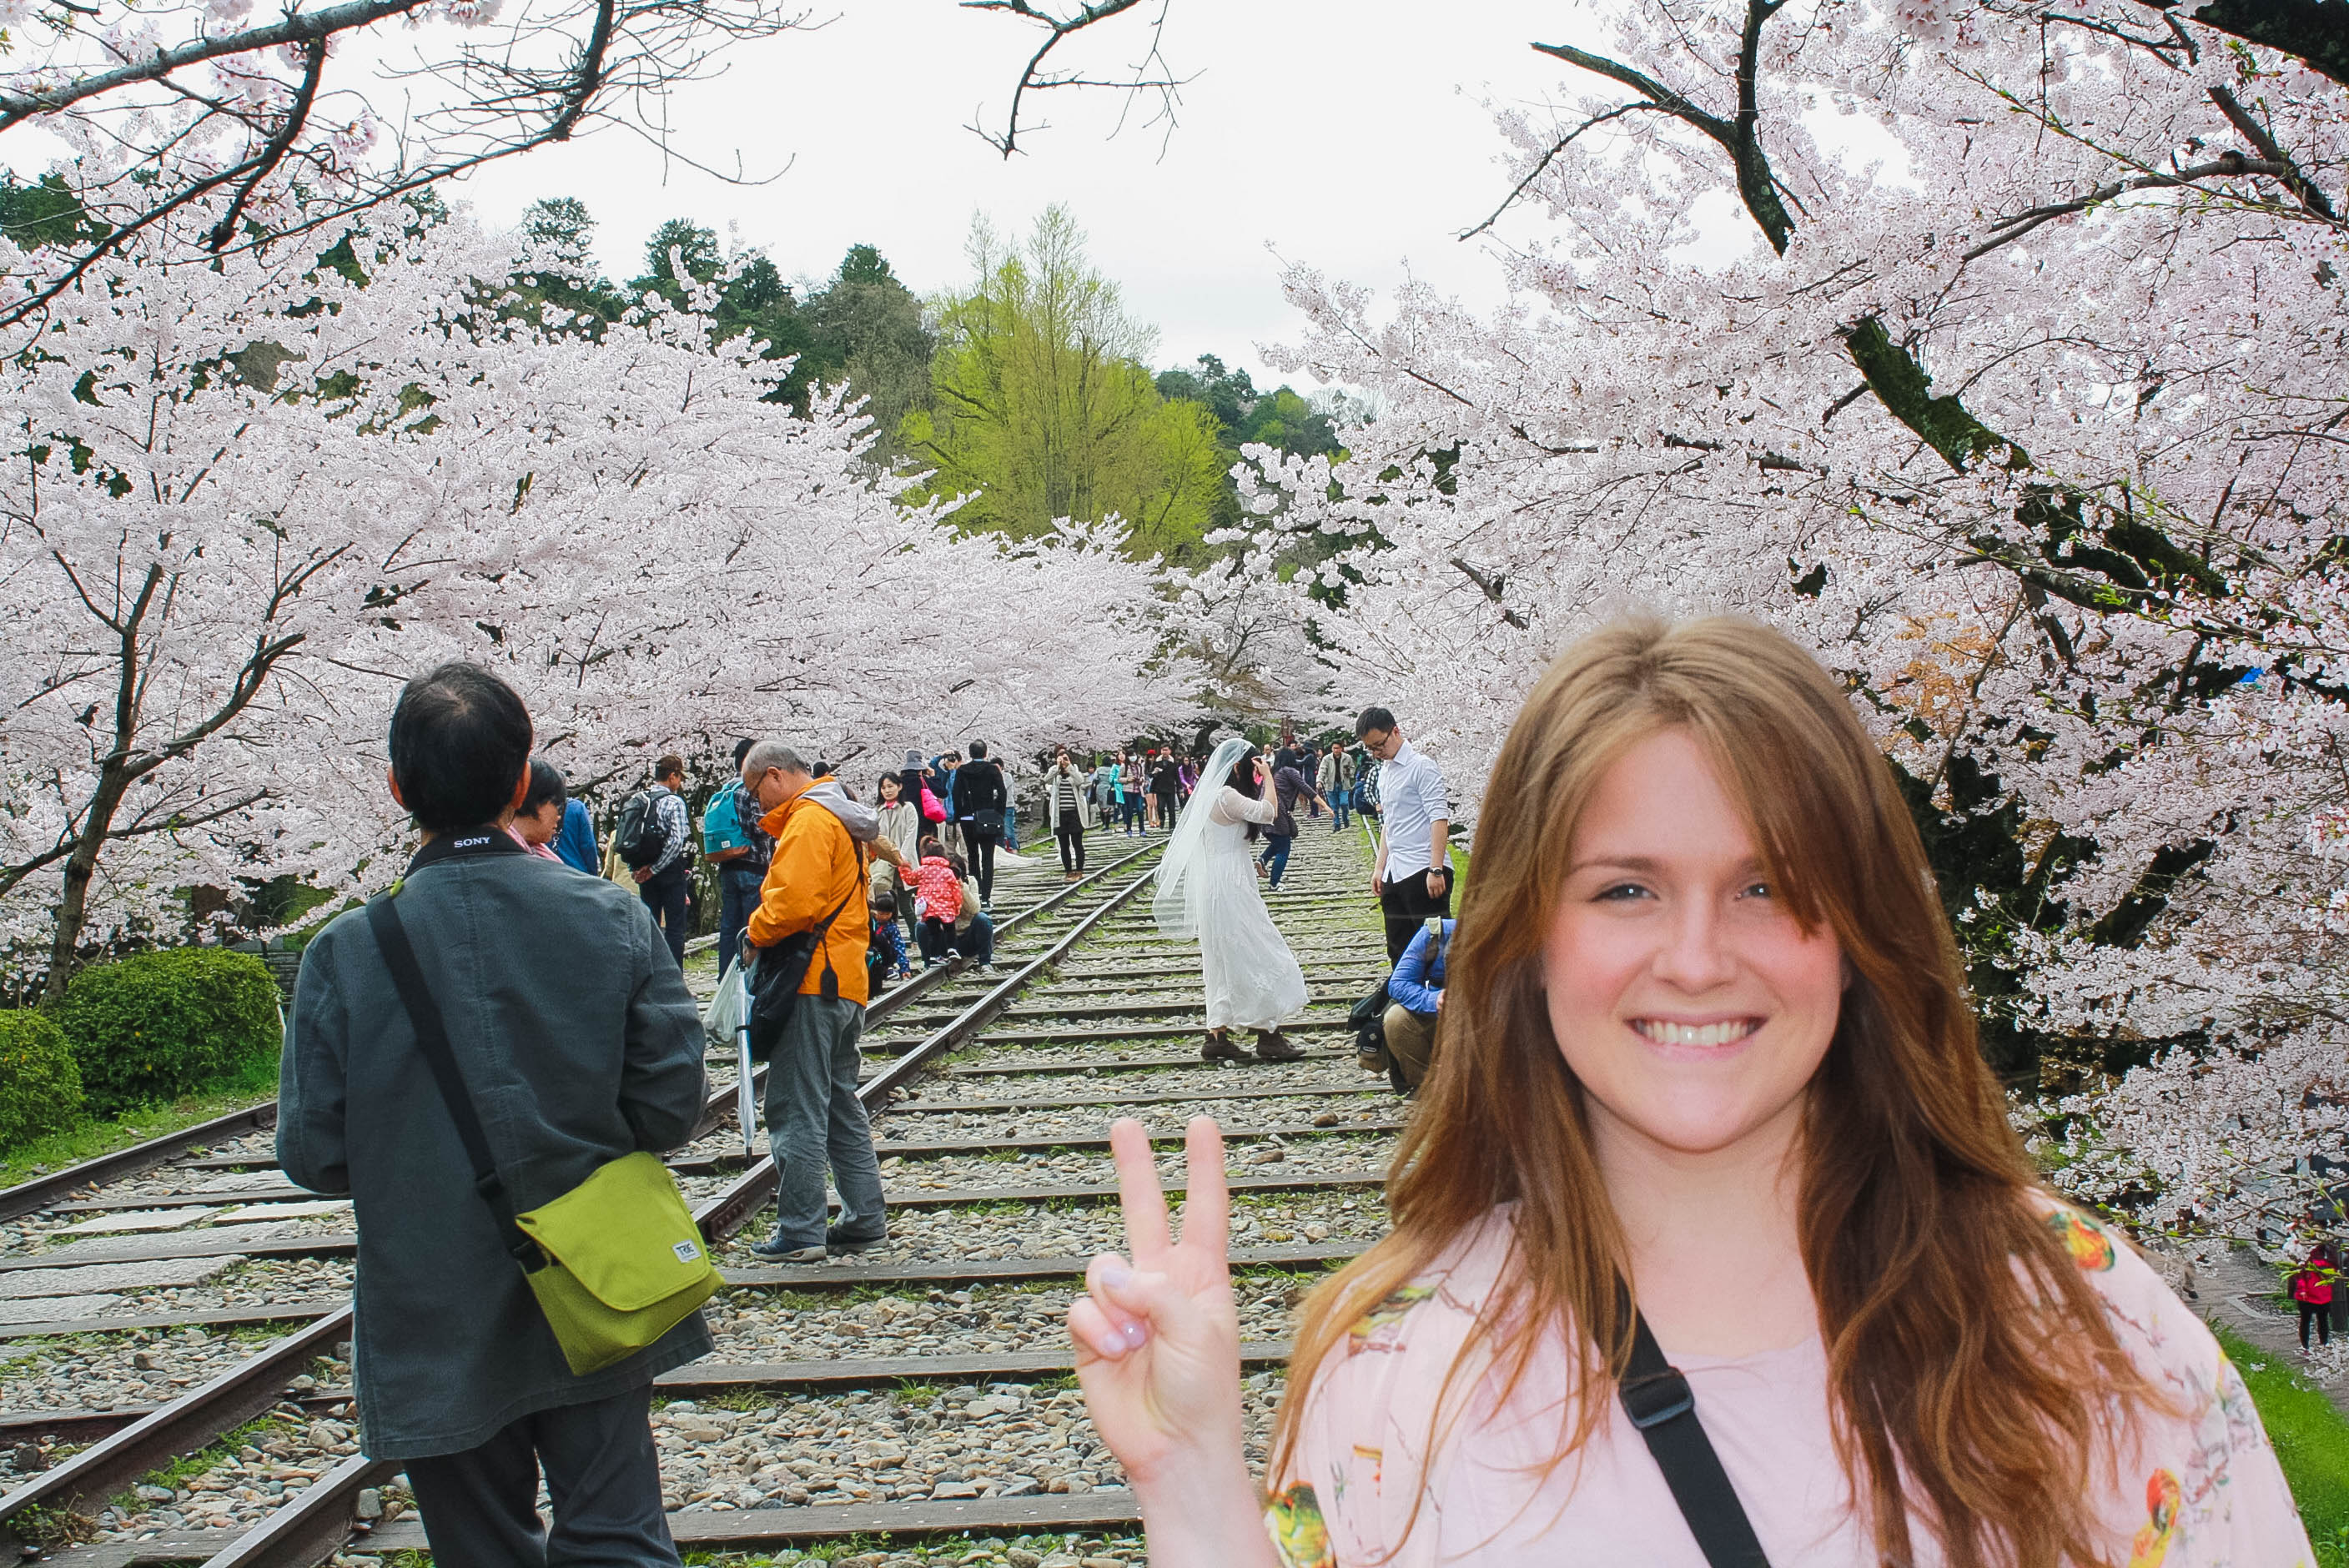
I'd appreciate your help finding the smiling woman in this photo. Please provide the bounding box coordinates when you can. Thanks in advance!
[1066,617,2316,1568]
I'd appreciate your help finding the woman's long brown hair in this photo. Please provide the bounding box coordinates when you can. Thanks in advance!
[1275,617,2152,1567]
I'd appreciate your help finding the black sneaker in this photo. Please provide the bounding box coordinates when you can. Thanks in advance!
[749,1236,828,1264]
[826,1225,888,1255]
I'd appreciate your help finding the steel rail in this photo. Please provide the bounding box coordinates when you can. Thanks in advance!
[0,1103,281,1226]
[18,838,1344,1565]
[0,1309,353,1550]
[685,842,1157,1141]
[685,854,1163,1244]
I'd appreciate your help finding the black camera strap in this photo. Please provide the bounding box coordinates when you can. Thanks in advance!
[1613,1281,1772,1568]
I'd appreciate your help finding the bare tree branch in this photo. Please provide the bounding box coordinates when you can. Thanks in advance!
[2130,0,2349,87]
[1961,152,2316,261]
[961,0,1190,158]
[205,34,330,253]
[0,0,431,128]
[1534,0,1796,254]
[2206,84,2338,220]
[1450,555,1529,630]
[1459,102,1662,240]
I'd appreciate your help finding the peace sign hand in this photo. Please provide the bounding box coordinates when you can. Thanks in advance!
[1067,1116,1247,1490]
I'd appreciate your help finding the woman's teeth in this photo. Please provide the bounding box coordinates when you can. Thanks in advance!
[1632,1018,1758,1048]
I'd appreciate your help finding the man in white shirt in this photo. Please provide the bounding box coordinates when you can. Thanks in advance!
[1356,705,1451,962]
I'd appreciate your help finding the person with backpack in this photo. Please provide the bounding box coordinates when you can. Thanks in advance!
[1380,917,1452,1093]
[704,739,772,980]
[2291,1244,2336,1349]
[948,850,998,975]
[1089,755,1115,830]
[279,664,708,1564]
[953,740,1009,910]
[622,756,694,969]
[738,742,888,1264]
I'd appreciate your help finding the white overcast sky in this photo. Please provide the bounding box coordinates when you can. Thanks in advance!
[440,0,1589,386]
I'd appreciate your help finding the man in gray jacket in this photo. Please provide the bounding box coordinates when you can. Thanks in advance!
[279,663,708,1565]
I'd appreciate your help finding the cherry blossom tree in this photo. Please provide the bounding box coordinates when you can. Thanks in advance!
[0,202,1185,998]
[1210,0,2346,1243]
[0,0,812,332]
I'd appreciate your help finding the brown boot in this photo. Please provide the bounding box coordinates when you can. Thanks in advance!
[1253,1030,1305,1063]
[1202,1029,1250,1063]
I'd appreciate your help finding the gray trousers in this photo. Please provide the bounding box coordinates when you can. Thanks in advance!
[404,1384,677,1567]
[763,994,887,1247]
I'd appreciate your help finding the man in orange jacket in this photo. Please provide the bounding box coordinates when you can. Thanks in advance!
[738,740,893,1262]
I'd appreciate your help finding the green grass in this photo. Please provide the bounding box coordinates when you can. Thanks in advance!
[2211,1324,2349,1565]
[110,1412,294,1515]
[0,1045,280,1189]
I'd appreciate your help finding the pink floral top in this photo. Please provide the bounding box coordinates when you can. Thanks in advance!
[1266,1203,2313,1567]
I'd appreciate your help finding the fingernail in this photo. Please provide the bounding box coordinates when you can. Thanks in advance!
[1121,1320,1150,1350]
[1100,1260,1132,1290]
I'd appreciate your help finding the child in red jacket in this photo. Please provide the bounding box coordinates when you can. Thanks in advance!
[911,838,963,967]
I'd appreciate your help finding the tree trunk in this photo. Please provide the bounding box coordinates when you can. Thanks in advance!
[43,760,133,1004]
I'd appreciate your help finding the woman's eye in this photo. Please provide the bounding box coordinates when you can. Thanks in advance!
[1741,882,1772,900]
[1596,882,1652,902]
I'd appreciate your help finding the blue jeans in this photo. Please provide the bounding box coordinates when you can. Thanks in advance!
[1120,797,1143,832]
[1331,795,1351,830]
[956,913,995,967]
[1261,833,1294,887]
[717,865,762,978]
[763,995,885,1248]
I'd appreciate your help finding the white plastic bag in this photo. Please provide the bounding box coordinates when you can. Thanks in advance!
[702,956,748,1052]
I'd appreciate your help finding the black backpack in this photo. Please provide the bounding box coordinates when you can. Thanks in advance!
[616,788,667,869]
[1349,982,1390,1062]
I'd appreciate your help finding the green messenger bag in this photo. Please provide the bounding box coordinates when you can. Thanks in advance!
[370,897,722,1376]
[511,1152,720,1375]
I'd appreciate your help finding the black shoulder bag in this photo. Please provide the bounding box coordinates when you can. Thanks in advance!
[1613,1280,1772,1566]
[744,882,859,1060]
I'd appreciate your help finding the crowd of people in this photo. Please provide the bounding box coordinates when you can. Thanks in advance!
[274,665,1429,1561]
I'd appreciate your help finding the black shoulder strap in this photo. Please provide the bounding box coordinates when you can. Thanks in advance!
[1615,1282,1772,1568]
[365,896,541,1269]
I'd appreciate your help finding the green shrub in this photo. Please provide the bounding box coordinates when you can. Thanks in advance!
[0,1010,85,1149]
[58,948,281,1116]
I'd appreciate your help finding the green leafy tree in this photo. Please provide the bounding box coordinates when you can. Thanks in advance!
[516,197,626,324]
[0,175,109,252]
[803,244,935,459]
[625,219,817,405]
[1154,352,1351,535]
[900,206,1222,558]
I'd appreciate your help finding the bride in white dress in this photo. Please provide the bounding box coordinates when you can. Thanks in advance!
[1153,737,1309,1063]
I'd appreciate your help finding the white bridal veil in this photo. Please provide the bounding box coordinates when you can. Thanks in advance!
[1151,736,1255,941]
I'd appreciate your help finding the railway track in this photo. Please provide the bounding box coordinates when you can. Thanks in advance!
[0,822,1396,1565]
